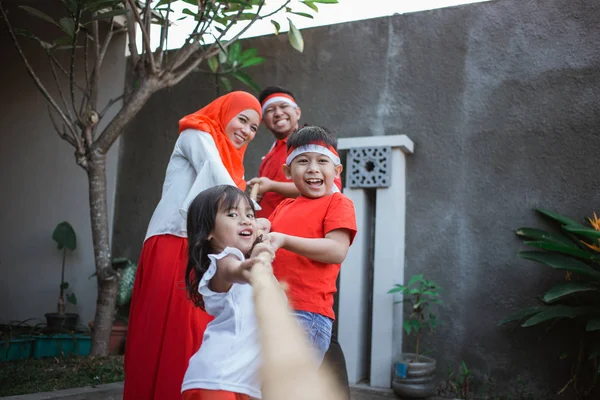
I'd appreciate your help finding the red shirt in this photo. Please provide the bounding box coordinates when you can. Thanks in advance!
[257,138,343,219]
[268,193,357,319]
[257,139,288,219]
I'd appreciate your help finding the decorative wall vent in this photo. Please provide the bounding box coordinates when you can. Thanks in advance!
[346,146,391,188]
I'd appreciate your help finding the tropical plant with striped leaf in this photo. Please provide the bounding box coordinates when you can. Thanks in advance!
[500,208,600,398]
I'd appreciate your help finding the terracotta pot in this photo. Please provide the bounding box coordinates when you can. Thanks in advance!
[88,320,128,355]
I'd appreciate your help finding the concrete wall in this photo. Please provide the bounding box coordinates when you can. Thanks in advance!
[113,0,600,396]
[0,1,126,327]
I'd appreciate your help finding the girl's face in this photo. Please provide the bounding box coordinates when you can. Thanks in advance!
[225,109,260,149]
[209,196,257,254]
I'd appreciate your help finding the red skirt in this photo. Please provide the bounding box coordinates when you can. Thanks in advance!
[182,389,250,400]
[123,234,213,400]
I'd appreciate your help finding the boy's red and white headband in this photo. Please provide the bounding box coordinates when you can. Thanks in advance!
[261,93,298,114]
[286,143,341,166]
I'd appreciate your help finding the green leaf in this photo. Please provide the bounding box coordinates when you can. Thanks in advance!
[564,225,600,239]
[117,262,138,306]
[229,42,242,61]
[499,306,546,326]
[287,18,304,52]
[271,19,280,35]
[587,318,600,332]
[288,11,314,19]
[537,208,586,228]
[519,251,600,280]
[522,305,596,327]
[66,293,77,305]
[60,282,69,290]
[241,57,265,68]
[523,240,597,261]
[18,6,60,27]
[543,282,600,303]
[218,49,228,64]
[112,257,131,268]
[59,17,75,38]
[239,48,258,62]
[387,285,406,294]
[231,70,261,93]
[516,228,574,246]
[207,56,219,73]
[219,76,233,92]
[182,8,196,17]
[52,221,77,251]
[15,29,53,49]
[406,274,423,288]
[403,320,412,335]
[301,1,319,12]
[311,0,338,3]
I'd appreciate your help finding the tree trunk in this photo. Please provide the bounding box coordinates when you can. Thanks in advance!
[87,153,118,356]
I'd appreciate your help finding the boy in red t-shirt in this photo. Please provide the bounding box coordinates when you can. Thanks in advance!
[266,126,357,365]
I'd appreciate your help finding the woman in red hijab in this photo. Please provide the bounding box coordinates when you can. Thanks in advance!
[124,91,262,400]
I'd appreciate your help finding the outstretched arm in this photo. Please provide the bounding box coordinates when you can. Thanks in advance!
[211,243,275,293]
[267,229,351,264]
[248,177,299,199]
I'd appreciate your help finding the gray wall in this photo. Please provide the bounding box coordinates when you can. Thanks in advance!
[0,1,126,327]
[113,0,600,396]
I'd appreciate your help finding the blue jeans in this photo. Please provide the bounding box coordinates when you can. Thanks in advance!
[292,310,333,365]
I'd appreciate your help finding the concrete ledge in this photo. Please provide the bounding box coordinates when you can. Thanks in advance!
[0,382,124,400]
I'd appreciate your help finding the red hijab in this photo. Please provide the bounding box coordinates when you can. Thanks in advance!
[178,91,261,191]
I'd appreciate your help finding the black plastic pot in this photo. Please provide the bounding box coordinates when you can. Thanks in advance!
[44,313,79,333]
[392,353,437,398]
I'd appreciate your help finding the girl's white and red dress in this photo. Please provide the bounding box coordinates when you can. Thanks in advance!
[182,247,261,399]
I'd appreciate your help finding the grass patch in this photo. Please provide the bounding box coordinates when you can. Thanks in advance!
[0,355,124,396]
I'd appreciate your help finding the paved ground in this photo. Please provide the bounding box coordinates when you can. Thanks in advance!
[1,382,401,400]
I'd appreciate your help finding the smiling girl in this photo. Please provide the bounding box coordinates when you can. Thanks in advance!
[182,185,273,400]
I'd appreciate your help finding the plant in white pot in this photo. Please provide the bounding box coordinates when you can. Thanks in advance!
[388,274,442,399]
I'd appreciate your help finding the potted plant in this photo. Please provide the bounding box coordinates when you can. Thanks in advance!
[45,221,79,333]
[499,208,600,398]
[388,274,443,399]
[89,257,137,354]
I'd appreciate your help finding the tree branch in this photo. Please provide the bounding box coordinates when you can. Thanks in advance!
[93,78,157,153]
[47,51,75,122]
[156,0,171,65]
[124,0,139,68]
[167,1,265,87]
[99,94,125,119]
[126,0,156,73]
[69,2,82,125]
[49,54,86,93]
[48,106,78,148]
[260,0,292,19]
[0,1,78,138]
[167,46,219,87]
[90,19,101,110]
[98,20,117,77]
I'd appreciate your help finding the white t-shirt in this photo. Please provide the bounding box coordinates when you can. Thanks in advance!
[144,129,239,241]
[182,247,262,398]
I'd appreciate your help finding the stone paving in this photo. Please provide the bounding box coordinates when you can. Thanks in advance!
[1,382,401,400]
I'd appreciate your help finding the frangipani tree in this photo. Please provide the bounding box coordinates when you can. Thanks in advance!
[0,0,337,355]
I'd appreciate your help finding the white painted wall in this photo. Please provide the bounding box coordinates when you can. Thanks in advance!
[0,6,126,328]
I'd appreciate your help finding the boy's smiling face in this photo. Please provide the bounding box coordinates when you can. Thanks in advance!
[282,152,342,199]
